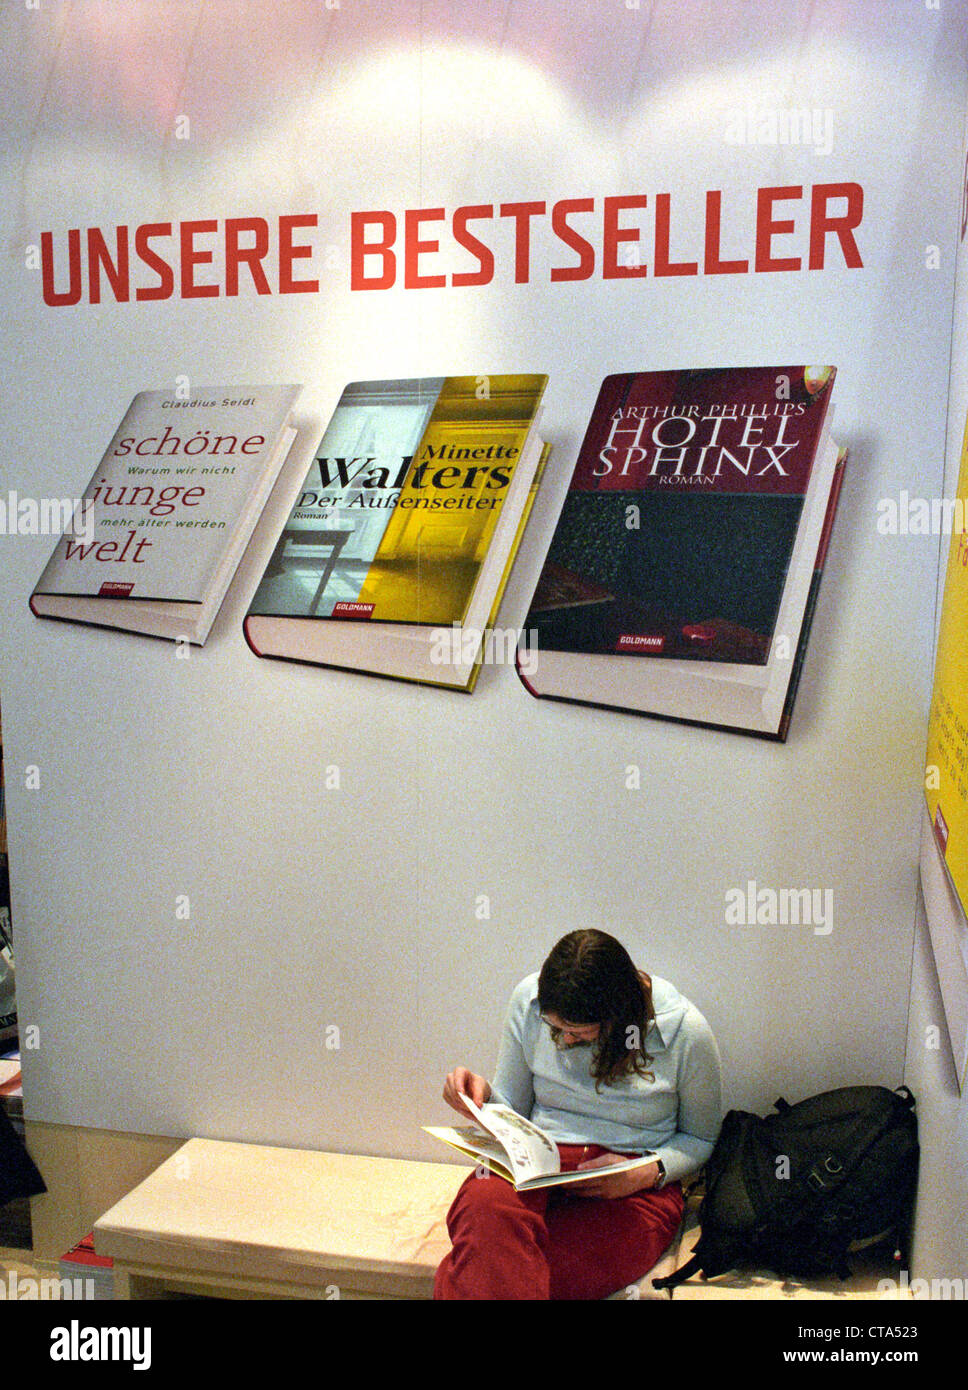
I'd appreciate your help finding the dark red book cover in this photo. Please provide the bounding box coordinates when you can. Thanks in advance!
[526,366,835,664]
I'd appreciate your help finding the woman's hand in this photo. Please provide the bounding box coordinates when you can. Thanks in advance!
[443,1067,492,1120]
[572,1154,661,1199]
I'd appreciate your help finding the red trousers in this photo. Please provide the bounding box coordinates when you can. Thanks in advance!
[433,1143,684,1300]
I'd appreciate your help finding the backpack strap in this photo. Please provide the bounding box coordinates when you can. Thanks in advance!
[767,1151,854,1239]
[775,1130,899,1271]
[805,1152,846,1194]
[894,1085,916,1109]
[652,1252,704,1291]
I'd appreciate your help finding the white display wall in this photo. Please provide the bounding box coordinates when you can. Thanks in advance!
[0,0,964,1178]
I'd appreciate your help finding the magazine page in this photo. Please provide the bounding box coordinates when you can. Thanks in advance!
[421,1125,517,1178]
[459,1097,659,1186]
[460,1096,561,1184]
[423,1121,660,1189]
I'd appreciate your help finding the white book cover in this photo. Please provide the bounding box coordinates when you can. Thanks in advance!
[33,385,301,603]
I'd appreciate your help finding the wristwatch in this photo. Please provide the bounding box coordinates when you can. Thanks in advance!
[653,1158,666,1188]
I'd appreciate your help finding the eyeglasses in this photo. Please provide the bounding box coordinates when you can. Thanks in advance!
[540,1013,601,1046]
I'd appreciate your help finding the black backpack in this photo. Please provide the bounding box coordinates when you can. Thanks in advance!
[654,1085,919,1289]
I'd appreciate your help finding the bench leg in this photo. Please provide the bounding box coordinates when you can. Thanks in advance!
[112,1267,165,1299]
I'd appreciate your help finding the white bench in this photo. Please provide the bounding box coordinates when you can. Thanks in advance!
[92,1138,680,1300]
[98,1140,897,1301]
[94,1139,463,1300]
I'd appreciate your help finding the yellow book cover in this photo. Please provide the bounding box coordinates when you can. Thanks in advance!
[249,375,546,626]
[245,375,549,691]
[925,411,968,911]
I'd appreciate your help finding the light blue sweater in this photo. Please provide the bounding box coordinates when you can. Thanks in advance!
[489,973,722,1185]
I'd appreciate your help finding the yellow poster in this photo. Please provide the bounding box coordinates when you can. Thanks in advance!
[926,412,968,911]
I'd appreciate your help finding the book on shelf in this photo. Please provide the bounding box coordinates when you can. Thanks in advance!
[30,385,301,644]
[0,1056,21,1098]
[518,365,845,739]
[425,1094,657,1190]
[244,374,549,691]
[60,1232,115,1299]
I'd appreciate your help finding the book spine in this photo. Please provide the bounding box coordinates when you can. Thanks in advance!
[466,441,552,693]
[777,447,848,741]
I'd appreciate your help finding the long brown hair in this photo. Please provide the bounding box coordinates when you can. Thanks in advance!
[537,929,655,1088]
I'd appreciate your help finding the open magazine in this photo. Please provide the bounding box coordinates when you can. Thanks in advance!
[424,1094,657,1191]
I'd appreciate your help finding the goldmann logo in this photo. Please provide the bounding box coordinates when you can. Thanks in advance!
[50,1320,151,1370]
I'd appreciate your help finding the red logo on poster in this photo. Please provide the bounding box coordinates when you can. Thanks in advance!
[615,634,665,653]
[934,806,949,855]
